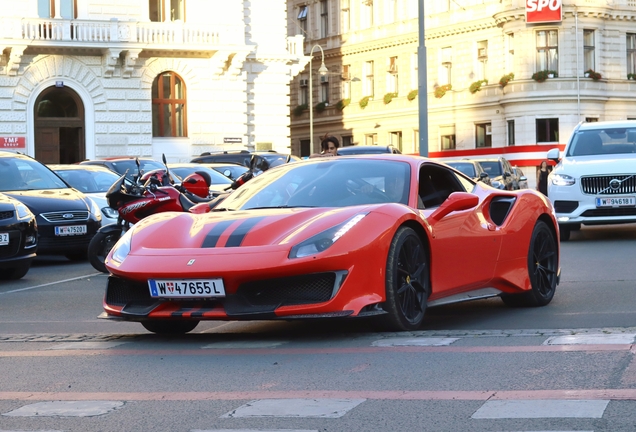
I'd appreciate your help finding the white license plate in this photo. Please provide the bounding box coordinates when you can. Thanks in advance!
[55,225,87,236]
[595,196,636,207]
[148,279,226,298]
[0,232,8,246]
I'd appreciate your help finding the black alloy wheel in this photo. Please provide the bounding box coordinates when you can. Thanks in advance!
[88,230,122,273]
[141,320,200,335]
[382,227,429,331]
[502,220,558,307]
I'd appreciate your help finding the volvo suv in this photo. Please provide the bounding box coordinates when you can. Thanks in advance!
[547,120,636,241]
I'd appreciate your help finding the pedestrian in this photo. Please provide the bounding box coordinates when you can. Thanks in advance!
[310,134,340,158]
[536,160,551,196]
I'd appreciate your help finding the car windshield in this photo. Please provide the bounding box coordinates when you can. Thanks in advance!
[169,166,232,185]
[446,162,476,177]
[0,157,67,192]
[110,160,166,177]
[477,161,502,177]
[338,147,390,155]
[567,128,636,157]
[220,159,411,210]
[55,168,120,193]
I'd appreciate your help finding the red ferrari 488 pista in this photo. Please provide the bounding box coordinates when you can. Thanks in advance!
[102,155,560,334]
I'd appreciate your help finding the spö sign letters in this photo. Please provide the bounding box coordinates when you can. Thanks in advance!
[526,0,562,23]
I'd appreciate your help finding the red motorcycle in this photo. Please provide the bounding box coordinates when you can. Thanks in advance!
[88,158,213,273]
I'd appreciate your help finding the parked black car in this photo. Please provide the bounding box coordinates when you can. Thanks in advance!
[336,145,402,155]
[0,151,101,260]
[472,157,522,190]
[80,157,171,181]
[0,193,37,280]
[444,159,492,186]
[191,150,300,167]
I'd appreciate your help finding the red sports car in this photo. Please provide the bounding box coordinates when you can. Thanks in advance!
[103,155,560,334]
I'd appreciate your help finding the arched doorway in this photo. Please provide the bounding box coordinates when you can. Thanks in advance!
[34,86,85,164]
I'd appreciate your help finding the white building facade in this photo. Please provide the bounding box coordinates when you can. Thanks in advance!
[288,0,636,170]
[0,0,308,163]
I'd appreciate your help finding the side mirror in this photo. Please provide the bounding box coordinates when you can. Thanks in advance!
[519,175,527,182]
[547,148,560,163]
[223,169,232,178]
[428,192,479,224]
[503,171,511,178]
[479,172,488,179]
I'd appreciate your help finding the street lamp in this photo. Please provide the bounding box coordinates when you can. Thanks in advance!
[309,44,329,151]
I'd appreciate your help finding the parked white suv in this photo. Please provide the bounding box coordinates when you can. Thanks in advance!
[547,120,636,241]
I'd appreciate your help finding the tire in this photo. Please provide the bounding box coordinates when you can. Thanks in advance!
[88,230,122,273]
[381,227,429,331]
[141,320,200,335]
[502,220,558,307]
[559,225,571,241]
[0,263,31,280]
[65,251,88,261]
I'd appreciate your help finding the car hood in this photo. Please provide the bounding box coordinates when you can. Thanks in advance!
[3,188,91,213]
[128,205,380,252]
[556,154,636,176]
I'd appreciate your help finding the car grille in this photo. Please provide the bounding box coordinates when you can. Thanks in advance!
[581,175,636,195]
[581,208,636,217]
[40,211,89,223]
[106,277,151,306]
[38,235,91,252]
[237,273,337,307]
[0,210,13,220]
[554,200,579,213]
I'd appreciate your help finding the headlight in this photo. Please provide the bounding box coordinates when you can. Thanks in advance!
[551,174,576,186]
[15,203,33,220]
[109,228,133,264]
[101,206,119,219]
[289,213,367,259]
[88,198,102,221]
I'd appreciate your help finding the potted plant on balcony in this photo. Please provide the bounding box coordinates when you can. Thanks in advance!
[628,73,636,80]
[292,104,308,117]
[499,73,514,88]
[383,92,398,104]
[532,70,557,82]
[469,79,488,94]
[434,84,452,99]
[315,102,327,113]
[359,96,371,109]
[584,69,602,81]
[547,70,558,78]
[336,98,350,110]
[407,89,418,101]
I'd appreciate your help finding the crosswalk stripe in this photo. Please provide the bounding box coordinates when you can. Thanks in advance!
[48,341,128,350]
[201,341,287,349]
[372,337,459,347]
[220,398,366,418]
[544,334,636,345]
[2,401,124,417]
[471,399,610,419]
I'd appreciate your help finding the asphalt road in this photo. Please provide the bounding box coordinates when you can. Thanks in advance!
[0,223,635,431]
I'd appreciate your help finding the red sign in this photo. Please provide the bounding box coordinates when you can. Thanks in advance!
[526,0,562,23]
[1,137,26,149]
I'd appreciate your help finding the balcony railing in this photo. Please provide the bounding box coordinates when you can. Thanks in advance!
[1,17,243,48]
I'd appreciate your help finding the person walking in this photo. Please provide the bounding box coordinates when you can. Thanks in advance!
[536,160,551,196]
[310,134,340,158]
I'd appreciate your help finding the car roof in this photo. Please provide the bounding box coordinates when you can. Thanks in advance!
[577,120,636,131]
[48,164,116,173]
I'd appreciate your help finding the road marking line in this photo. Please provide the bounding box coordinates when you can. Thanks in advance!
[0,273,103,295]
[192,430,317,432]
[544,334,636,345]
[48,341,128,350]
[0,389,635,401]
[201,341,287,349]
[372,337,459,347]
[221,398,366,418]
[2,401,124,417]
[471,399,610,419]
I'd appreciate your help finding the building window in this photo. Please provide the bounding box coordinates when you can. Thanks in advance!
[362,0,373,28]
[365,133,378,145]
[300,139,311,157]
[440,47,452,85]
[388,0,398,22]
[536,118,559,143]
[341,0,350,33]
[387,56,398,93]
[584,29,595,72]
[506,33,514,72]
[507,120,515,146]
[342,135,354,147]
[150,0,185,22]
[440,125,456,150]
[298,5,308,35]
[299,80,309,106]
[320,0,328,38]
[320,75,329,103]
[477,41,488,80]
[364,61,374,97]
[342,65,351,100]
[585,117,598,123]
[389,131,402,152]
[38,0,53,17]
[152,71,187,137]
[627,33,636,75]
[536,30,558,73]
[475,123,492,148]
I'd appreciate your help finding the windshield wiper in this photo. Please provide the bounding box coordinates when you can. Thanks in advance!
[211,207,235,212]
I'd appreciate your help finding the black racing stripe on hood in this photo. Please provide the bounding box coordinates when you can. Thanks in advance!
[202,220,235,248]
[225,216,267,247]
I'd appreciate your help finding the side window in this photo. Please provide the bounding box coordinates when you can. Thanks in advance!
[418,164,467,209]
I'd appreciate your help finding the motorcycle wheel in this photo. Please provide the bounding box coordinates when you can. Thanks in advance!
[88,230,122,273]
